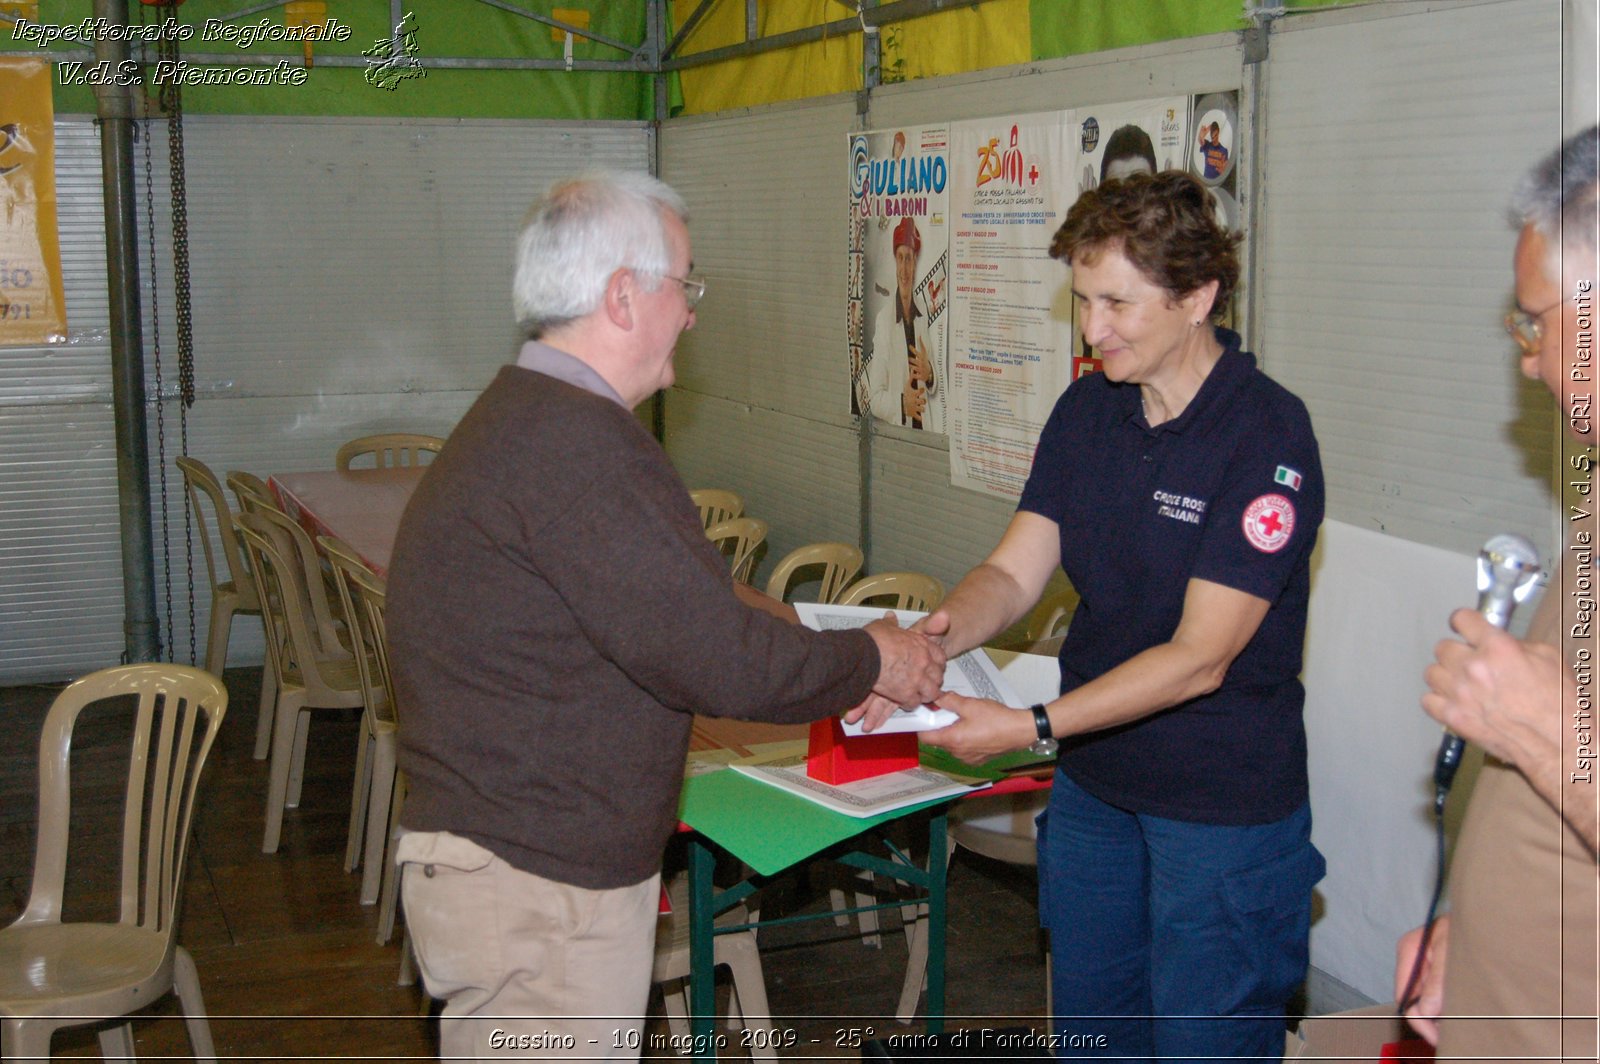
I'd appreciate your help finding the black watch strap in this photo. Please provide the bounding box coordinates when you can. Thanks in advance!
[1030,703,1053,742]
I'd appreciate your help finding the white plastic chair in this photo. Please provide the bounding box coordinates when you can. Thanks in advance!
[0,664,228,1060]
[320,535,398,908]
[335,433,443,470]
[235,510,365,853]
[707,517,768,585]
[837,571,946,612]
[652,874,780,1062]
[763,542,864,605]
[690,488,744,530]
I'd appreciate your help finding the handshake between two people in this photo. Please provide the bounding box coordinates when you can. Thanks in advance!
[841,612,948,734]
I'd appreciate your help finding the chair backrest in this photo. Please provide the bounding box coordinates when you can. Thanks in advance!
[336,433,444,470]
[319,535,393,726]
[764,542,865,605]
[706,517,768,585]
[837,571,946,612]
[350,561,393,724]
[239,504,347,655]
[17,664,227,935]
[235,511,352,697]
[225,469,275,516]
[176,456,259,611]
[1024,588,1080,642]
[689,488,744,531]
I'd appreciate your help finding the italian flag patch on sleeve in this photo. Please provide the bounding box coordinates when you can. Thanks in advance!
[1274,465,1303,491]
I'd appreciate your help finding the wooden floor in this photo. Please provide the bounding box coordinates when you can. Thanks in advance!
[0,666,1050,1061]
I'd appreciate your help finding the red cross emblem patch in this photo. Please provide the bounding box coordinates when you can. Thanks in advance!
[1242,494,1295,553]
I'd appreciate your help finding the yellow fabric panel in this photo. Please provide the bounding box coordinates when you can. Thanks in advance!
[673,0,860,115]
[881,0,1031,85]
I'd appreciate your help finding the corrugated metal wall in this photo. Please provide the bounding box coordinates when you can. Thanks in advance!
[1,116,649,683]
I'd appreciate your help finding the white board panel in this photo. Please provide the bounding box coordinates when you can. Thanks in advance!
[1264,0,1564,558]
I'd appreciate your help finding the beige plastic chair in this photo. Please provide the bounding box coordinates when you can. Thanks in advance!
[706,517,768,585]
[224,469,274,516]
[828,569,946,942]
[763,542,864,604]
[652,873,780,1062]
[176,457,262,679]
[236,510,366,854]
[0,664,228,1060]
[837,571,946,612]
[335,433,443,470]
[895,792,1051,1022]
[320,536,398,908]
[343,571,411,951]
[689,488,744,530]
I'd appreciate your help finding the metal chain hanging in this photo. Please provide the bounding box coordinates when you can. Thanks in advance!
[139,1,197,666]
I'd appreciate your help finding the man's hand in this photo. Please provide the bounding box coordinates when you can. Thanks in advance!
[1395,916,1449,1046]
[841,692,903,732]
[901,375,926,420]
[920,691,1036,764]
[1422,609,1564,770]
[863,614,946,709]
[910,338,933,387]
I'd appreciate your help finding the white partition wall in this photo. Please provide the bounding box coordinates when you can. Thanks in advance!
[1262,0,1563,1001]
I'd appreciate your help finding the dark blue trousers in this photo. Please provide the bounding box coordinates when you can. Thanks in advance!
[1038,773,1324,1062]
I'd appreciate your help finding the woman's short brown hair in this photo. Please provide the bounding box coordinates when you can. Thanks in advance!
[1049,170,1241,320]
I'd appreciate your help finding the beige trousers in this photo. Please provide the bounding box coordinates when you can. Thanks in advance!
[397,831,659,1061]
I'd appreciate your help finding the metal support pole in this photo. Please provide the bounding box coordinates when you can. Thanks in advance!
[94,0,160,664]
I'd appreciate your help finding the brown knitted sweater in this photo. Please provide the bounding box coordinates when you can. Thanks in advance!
[387,365,878,889]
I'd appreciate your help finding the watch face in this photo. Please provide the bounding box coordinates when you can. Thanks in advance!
[1030,737,1059,757]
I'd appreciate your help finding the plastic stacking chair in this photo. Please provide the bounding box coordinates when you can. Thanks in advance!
[838,571,946,612]
[176,457,263,680]
[320,535,397,908]
[235,510,366,854]
[689,488,743,530]
[895,792,1051,1023]
[341,571,410,950]
[335,433,443,470]
[706,517,768,585]
[829,569,946,942]
[763,542,864,605]
[224,469,274,516]
[0,664,227,1061]
[652,873,780,1062]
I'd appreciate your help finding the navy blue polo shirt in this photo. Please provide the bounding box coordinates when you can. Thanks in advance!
[1018,328,1323,825]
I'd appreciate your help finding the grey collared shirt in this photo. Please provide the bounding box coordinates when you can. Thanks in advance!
[515,340,628,409]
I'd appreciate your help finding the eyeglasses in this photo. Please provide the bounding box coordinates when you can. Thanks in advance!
[662,273,706,311]
[1505,299,1561,355]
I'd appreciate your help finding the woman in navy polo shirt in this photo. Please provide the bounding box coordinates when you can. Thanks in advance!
[921,170,1325,1062]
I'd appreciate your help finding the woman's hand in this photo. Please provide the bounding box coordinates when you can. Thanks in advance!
[921,692,1036,764]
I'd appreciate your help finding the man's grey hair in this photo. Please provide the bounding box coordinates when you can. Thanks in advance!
[1512,125,1599,273]
[512,171,688,336]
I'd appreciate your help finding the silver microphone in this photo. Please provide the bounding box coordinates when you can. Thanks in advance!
[1432,533,1543,810]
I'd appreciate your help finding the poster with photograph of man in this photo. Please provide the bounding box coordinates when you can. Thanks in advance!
[848,125,950,433]
[1189,91,1241,233]
[1070,98,1189,378]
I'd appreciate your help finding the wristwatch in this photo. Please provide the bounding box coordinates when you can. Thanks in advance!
[1028,703,1059,757]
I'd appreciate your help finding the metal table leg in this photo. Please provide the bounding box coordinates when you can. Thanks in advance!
[688,835,718,1060]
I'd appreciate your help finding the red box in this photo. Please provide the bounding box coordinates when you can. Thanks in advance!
[806,716,919,784]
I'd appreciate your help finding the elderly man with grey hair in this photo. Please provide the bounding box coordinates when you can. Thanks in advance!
[1396,126,1598,1061]
[385,170,945,1060]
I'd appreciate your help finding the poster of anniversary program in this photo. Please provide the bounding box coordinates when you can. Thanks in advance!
[944,113,1075,499]
[847,92,1241,501]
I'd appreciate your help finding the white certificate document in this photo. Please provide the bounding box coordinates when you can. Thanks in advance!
[795,603,1024,733]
